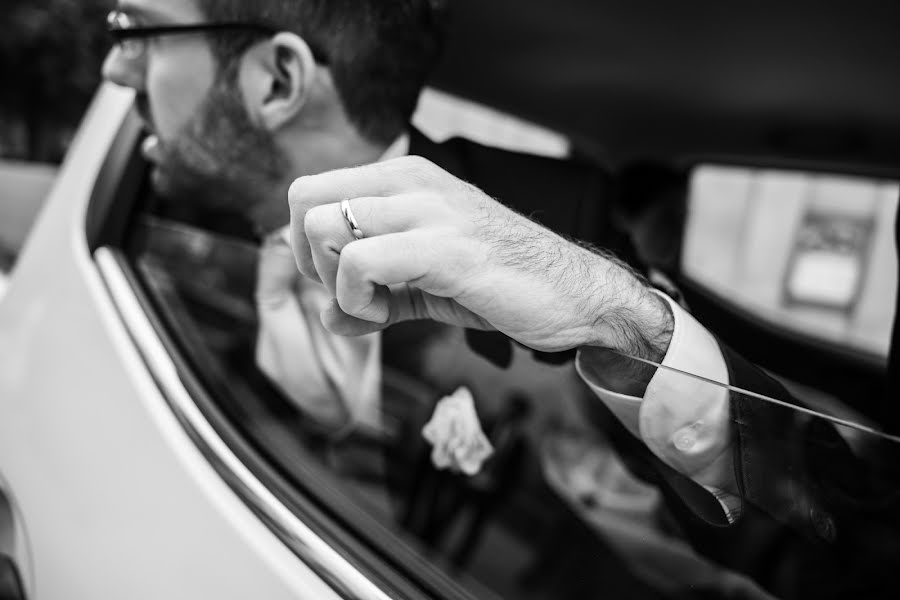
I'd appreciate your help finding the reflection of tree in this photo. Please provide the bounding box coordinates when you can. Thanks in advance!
[0,0,113,162]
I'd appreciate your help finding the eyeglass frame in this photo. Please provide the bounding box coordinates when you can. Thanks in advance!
[106,10,329,65]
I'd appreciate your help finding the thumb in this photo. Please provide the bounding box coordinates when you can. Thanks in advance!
[321,287,496,337]
[320,298,393,337]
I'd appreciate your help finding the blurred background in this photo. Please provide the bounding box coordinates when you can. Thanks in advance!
[0,0,112,163]
[0,0,112,278]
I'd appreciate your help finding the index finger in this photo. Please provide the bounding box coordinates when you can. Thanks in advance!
[287,156,440,278]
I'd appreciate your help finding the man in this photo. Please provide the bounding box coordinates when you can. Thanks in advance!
[101,0,629,434]
[101,0,438,433]
[288,156,900,598]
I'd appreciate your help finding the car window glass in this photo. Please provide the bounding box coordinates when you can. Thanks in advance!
[126,214,664,599]
[124,207,900,597]
[117,114,899,597]
[582,350,900,598]
[117,97,628,599]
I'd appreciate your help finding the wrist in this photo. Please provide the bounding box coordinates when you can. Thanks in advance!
[579,277,674,396]
[578,346,658,397]
[583,256,674,362]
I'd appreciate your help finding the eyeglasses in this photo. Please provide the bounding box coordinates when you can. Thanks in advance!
[106,10,329,64]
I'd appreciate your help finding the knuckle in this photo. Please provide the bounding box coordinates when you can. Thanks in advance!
[421,191,452,215]
[303,204,332,241]
[403,155,440,183]
[287,176,311,210]
[404,155,433,170]
[334,280,358,313]
[335,284,357,313]
[340,242,368,279]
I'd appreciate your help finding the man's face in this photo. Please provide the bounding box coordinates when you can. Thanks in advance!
[102,0,285,217]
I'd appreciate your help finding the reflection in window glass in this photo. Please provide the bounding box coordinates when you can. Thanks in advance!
[120,163,898,598]
[584,348,900,598]
[683,165,898,357]
[413,88,570,159]
[123,214,772,598]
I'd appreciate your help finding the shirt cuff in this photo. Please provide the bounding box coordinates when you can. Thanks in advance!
[576,291,740,521]
[704,485,742,524]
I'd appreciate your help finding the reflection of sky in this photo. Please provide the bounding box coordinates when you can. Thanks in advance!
[683,165,899,357]
[413,88,570,158]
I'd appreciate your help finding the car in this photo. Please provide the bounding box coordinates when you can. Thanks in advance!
[1,2,899,599]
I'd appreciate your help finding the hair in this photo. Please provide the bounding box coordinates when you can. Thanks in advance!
[195,0,448,144]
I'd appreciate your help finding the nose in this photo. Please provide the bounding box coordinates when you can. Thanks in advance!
[101,47,144,90]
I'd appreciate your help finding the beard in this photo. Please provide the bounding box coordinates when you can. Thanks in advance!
[144,73,288,234]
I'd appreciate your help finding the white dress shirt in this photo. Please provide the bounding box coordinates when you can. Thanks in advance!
[576,291,741,521]
[255,134,409,436]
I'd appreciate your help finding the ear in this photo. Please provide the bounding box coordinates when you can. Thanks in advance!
[239,32,317,132]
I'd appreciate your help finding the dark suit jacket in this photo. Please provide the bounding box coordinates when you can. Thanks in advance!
[409,129,622,244]
[583,212,900,598]
[712,208,900,597]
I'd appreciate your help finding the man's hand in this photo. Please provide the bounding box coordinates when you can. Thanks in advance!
[288,156,672,357]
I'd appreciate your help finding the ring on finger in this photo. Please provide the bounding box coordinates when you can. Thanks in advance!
[340,199,365,241]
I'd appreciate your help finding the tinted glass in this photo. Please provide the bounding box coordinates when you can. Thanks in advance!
[120,138,899,599]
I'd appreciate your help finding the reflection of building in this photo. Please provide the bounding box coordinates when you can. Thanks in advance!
[684,165,898,358]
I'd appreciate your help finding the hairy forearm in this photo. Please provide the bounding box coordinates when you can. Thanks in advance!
[483,201,674,374]
[573,241,675,395]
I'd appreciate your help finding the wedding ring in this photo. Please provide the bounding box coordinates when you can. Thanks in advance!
[340,199,365,240]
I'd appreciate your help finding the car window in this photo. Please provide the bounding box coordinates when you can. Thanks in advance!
[124,212,657,600]
[112,101,663,600]
[107,101,900,598]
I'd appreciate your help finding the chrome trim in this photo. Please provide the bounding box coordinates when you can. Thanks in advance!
[95,247,394,600]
